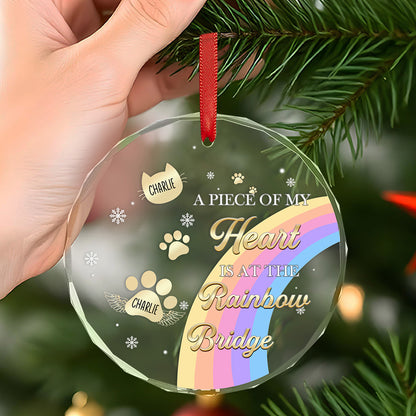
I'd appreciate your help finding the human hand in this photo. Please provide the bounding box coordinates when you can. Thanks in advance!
[0,0,207,298]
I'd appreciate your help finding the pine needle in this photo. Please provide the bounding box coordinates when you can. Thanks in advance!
[263,336,416,416]
[159,0,416,184]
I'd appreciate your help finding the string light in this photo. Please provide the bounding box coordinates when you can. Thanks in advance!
[338,284,365,323]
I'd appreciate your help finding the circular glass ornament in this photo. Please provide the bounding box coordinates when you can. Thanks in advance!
[64,113,347,394]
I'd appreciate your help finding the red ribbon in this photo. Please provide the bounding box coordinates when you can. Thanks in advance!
[199,33,218,144]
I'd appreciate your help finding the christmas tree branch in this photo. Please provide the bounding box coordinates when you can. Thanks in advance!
[303,63,387,147]
[217,28,415,41]
[159,0,416,183]
[301,53,398,149]
[262,335,416,416]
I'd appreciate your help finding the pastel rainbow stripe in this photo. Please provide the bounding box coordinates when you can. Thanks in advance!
[177,197,340,390]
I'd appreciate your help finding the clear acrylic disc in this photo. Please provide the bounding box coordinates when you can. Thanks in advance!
[64,113,346,394]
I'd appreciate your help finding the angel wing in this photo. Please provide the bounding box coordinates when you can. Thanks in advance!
[104,292,128,313]
[158,310,185,327]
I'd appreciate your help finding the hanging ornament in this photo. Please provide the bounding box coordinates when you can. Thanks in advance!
[382,191,416,274]
[172,393,244,416]
[65,392,104,416]
[64,34,346,394]
[172,403,244,416]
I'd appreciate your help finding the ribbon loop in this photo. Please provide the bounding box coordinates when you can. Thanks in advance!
[199,33,218,144]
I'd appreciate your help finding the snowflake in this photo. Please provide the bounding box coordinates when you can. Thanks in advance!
[206,171,215,180]
[286,177,296,187]
[84,251,99,266]
[109,207,127,224]
[125,336,138,350]
[179,300,189,311]
[296,307,306,315]
[180,213,195,228]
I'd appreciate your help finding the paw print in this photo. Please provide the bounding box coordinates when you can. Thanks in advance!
[159,230,190,261]
[231,172,245,185]
[118,271,184,325]
[249,186,257,195]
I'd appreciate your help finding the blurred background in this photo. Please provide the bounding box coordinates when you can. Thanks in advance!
[0,84,415,416]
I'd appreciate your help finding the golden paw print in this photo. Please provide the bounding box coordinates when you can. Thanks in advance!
[105,271,184,326]
[231,172,245,185]
[249,186,257,194]
[159,230,190,261]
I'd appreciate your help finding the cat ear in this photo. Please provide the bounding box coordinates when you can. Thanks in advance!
[165,163,175,173]
[141,172,151,186]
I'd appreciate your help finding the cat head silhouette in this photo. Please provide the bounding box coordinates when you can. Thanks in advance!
[141,163,183,204]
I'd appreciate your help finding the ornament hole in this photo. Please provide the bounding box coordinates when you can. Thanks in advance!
[202,137,214,148]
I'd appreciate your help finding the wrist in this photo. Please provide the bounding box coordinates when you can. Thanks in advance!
[0,213,66,299]
[0,224,25,299]
[0,133,66,299]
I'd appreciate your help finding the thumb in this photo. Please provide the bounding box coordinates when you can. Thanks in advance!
[81,0,206,84]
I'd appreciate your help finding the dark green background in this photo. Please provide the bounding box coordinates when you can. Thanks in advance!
[0,86,415,416]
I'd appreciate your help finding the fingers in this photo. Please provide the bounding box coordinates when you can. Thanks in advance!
[127,63,196,116]
[127,55,265,116]
[57,0,103,40]
[55,1,122,40]
[80,0,207,87]
[93,0,122,11]
[1,1,76,57]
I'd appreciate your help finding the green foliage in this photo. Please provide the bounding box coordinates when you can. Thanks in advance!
[160,0,416,183]
[262,335,416,416]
